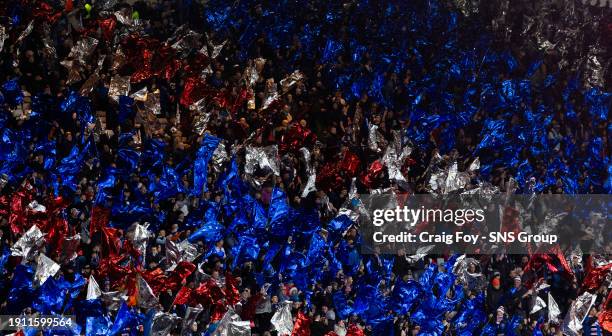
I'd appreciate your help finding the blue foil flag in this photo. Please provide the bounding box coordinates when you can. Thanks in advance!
[108,302,139,336]
[193,134,221,196]
[86,316,112,336]
[187,207,224,243]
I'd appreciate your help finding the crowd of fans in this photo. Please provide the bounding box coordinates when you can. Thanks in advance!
[0,0,610,335]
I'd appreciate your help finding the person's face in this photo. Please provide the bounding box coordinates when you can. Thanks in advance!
[514,278,521,288]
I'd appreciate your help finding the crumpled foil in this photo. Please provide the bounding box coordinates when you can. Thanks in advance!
[172,30,202,56]
[34,253,60,287]
[101,290,125,311]
[428,162,470,194]
[405,245,435,263]
[300,147,317,197]
[87,275,102,300]
[229,321,252,336]
[367,123,386,153]
[145,89,161,115]
[0,174,8,191]
[11,225,46,262]
[80,55,106,96]
[61,234,81,262]
[261,79,279,110]
[271,303,293,336]
[165,239,181,267]
[127,222,152,263]
[280,70,304,93]
[166,239,199,271]
[209,38,227,59]
[382,131,412,182]
[136,274,159,309]
[454,0,479,16]
[584,45,605,88]
[0,26,6,53]
[16,21,34,45]
[244,64,260,88]
[150,312,180,336]
[114,10,134,26]
[211,141,229,174]
[108,75,131,103]
[468,157,480,172]
[245,145,280,176]
[452,255,485,290]
[562,291,597,335]
[181,307,203,335]
[190,99,211,135]
[130,87,148,101]
[68,37,99,64]
[111,49,126,71]
[28,200,46,212]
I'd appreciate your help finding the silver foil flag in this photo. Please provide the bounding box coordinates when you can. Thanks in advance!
[211,141,229,174]
[562,291,597,336]
[261,79,279,110]
[0,26,6,53]
[108,75,131,103]
[181,306,203,336]
[136,275,159,309]
[280,70,304,93]
[530,296,546,314]
[101,291,124,311]
[16,21,34,45]
[149,312,180,336]
[228,321,251,336]
[468,157,480,172]
[212,308,241,336]
[131,87,148,102]
[549,292,561,323]
[127,222,152,264]
[367,123,385,153]
[300,147,317,197]
[245,145,280,176]
[68,37,99,64]
[271,302,293,336]
[34,253,60,287]
[87,275,102,300]
[11,225,46,262]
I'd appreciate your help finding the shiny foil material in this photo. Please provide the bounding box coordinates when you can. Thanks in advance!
[136,275,159,309]
[150,312,180,336]
[280,70,304,93]
[87,275,102,300]
[11,225,46,262]
[108,75,131,103]
[68,37,99,64]
[34,253,60,287]
[245,145,280,176]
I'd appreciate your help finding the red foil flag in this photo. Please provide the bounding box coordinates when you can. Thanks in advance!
[101,227,122,256]
[173,286,195,305]
[359,160,384,188]
[90,206,111,234]
[346,324,364,336]
[98,17,117,41]
[339,150,360,177]
[225,272,240,306]
[316,162,343,191]
[280,123,317,154]
[582,263,612,291]
[9,183,34,234]
[291,311,311,336]
[165,261,196,291]
[598,290,612,332]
